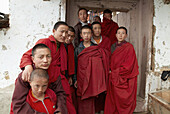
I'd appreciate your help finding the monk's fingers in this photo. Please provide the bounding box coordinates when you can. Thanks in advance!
[69,78,73,85]
[21,71,27,81]
[74,81,77,88]
[27,73,30,82]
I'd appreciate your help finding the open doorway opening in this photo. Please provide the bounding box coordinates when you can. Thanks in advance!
[66,0,153,112]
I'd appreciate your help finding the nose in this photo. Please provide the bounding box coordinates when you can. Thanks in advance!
[63,32,68,37]
[68,36,71,40]
[43,57,48,62]
[38,87,43,92]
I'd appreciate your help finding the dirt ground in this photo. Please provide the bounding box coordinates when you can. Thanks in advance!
[0,84,14,114]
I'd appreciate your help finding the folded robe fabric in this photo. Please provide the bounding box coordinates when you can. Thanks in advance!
[77,46,110,100]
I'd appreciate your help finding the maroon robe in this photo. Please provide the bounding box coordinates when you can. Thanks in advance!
[101,17,119,44]
[66,43,78,111]
[67,43,75,76]
[77,46,110,114]
[104,42,139,114]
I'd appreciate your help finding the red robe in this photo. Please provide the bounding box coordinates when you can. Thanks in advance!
[67,43,75,76]
[101,17,119,44]
[66,43,78,111]
[77,46,110,114]
[104,42,139,114]
[95,36,111,112]
[20,35,76,114]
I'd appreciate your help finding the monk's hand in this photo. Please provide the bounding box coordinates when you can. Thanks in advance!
[74,81,77,88]
[68,77,73,85]
[22,65,33,82]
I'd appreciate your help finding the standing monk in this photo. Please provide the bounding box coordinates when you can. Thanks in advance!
[20,21,76,114]
[104,27,139,114]
[91,21,111,113]
[73,8,88,48]
[74,25,110,114]
[64,26,78,111]
[101,9,119,44]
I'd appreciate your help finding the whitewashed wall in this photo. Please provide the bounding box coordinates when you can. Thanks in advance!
[146,0,170,93]
[145,0,170,110]
[0,0,66,88]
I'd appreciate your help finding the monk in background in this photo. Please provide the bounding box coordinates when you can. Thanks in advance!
[73,8,89,48]
[104,26,139,114]
[101,9,119,44]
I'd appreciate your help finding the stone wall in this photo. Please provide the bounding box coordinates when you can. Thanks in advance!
[0,0,66,88]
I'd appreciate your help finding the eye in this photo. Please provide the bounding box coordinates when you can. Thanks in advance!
[39,56,43,59]
[43,85,47,87]
[47,55,51,58]
[35,85,39,88]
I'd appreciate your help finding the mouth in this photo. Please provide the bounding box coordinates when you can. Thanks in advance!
[43,64,49,67]
[85,38,89,40]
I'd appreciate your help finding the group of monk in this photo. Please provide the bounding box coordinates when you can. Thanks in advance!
[10,8,139,114]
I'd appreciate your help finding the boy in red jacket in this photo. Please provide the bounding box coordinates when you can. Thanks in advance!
[27,68,57,114]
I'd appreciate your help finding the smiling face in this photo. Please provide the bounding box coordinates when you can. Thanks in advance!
[92,24,101,37]
[116,28,127,44]
[81,28,92,42]
[53,25,69,43]
[30,76,48,99]
[65,30,75,44]
[78,9,88,23]
[32,48,52,70]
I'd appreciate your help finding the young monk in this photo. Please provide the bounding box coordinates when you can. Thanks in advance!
[19,21,76,114]
[104,27,139,114]
[74,25,110,114]
[91,21,111,113]
[27,68,57,114]
[101,9,119,44]
[73,8,88,48]
[91,21,111,51]
[11,43,65,114]
[64,26,78,111]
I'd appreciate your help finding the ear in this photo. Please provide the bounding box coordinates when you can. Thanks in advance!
[125,34,128,38]
[80,33,83,38]
[32,56,35,64]
[52,29,55,34]
[116,33,118,39]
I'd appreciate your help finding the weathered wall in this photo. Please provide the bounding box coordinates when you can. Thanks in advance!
[145,0,170,111]
[146,0,170,93]
[0,0,66,88]
[66,0,79,26]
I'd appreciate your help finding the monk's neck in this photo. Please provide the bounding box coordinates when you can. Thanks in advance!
[32,91,45,101]
[83,41,91,48]
[93,36,101,40]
